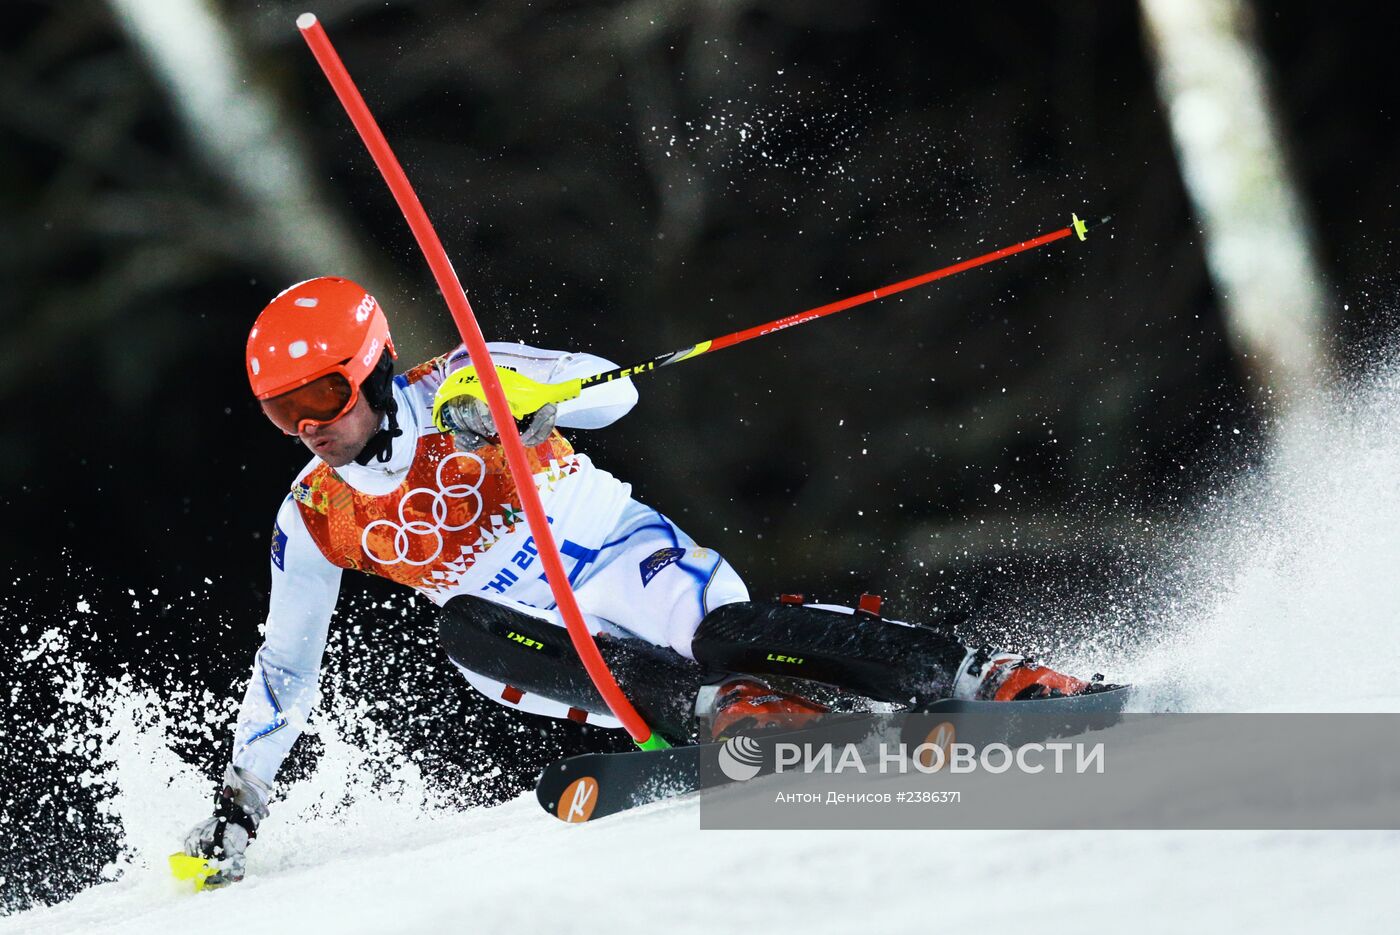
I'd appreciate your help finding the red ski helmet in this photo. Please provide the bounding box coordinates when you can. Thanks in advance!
[247,277,397,434]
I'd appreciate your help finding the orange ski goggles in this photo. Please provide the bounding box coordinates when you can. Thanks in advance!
[259,368,358,435]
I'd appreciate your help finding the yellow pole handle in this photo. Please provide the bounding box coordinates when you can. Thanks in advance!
[432,366,583,429]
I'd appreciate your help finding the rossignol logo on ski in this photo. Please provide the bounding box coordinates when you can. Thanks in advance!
[558,776,600,822]
[717,735,764,782]
[916,721,956,772]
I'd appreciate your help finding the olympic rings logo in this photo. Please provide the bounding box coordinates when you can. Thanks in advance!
[361,451,487,566]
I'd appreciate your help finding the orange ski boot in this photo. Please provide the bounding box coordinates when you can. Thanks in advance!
[705,677,830,740]
[958,651,1094,701]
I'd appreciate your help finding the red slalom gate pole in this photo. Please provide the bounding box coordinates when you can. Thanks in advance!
[296,13,663,747]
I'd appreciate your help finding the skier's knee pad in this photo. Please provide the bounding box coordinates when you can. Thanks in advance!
[691,599,972,706]
[438,595,707,743]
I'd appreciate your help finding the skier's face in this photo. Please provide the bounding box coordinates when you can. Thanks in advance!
[296,390,382,467]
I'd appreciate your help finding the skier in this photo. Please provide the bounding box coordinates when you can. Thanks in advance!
[182,277,1103,885]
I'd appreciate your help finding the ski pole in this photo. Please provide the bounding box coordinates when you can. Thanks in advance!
[296,13,667,749]
[431,215,1111,422]
[586,214,1109,385]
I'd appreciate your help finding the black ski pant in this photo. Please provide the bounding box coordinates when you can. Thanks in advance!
[438,596,974,743]
[438,595,708,743]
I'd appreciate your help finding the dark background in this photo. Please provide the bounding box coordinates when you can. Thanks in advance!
[1,0,1395,913]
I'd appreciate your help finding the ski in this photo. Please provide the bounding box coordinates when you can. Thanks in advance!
[535,685,1133,823]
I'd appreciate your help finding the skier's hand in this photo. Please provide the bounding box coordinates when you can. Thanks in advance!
[180,766,270,888]
[440,396,559,448]
[431,364,579,434]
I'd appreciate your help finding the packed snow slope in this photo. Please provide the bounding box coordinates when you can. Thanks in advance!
[9,367,1400,934]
